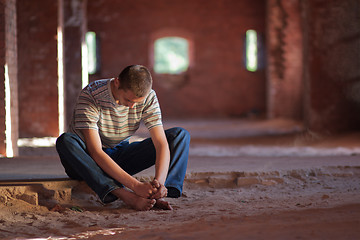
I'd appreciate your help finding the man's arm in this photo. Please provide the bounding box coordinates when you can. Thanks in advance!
[80,129,156,198]
[149,126,170,198]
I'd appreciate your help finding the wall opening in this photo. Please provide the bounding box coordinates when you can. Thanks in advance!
[86,31,98,75]
[154,37,189,74]
[246,29,258,72]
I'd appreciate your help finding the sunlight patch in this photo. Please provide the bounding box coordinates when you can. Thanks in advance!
[18,137,57,147]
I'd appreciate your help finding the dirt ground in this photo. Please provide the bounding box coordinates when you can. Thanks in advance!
[1,120,360,240]
[1,163,360,240]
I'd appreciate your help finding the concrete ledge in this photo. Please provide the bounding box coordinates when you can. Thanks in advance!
[1,165,359,207]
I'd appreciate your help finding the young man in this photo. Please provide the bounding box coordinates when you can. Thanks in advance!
[56,65,190,211]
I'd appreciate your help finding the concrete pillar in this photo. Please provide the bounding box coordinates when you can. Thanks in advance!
[0,0,18,157]
[60,0,87,128]
[266,0,303,121]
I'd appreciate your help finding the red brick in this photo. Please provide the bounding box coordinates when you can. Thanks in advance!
[17,0,58,137]
[88,0,267,118]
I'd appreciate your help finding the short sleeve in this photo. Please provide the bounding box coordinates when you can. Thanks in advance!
[142,90,162,130]
[73,89,100,131]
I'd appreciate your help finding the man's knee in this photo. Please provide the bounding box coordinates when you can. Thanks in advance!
[166,127,191,142]
[56,132,81,153]
[178,127,190,141]
[56,133,69,149]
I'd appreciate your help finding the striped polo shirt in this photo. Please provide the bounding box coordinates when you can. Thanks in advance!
[68,78,162,148]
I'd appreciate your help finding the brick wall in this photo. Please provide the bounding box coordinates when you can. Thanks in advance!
[87,0,267,119]
[17,0,58,137]
[304,0,360,133]
[266,0,303,120]
[4,0,359,143]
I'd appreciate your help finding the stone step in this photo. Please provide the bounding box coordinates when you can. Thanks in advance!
[1,166,359,207]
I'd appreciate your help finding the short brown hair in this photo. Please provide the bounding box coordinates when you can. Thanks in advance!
[118,65,153,97]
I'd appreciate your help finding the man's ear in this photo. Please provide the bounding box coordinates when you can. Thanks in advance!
[115,77,121,89]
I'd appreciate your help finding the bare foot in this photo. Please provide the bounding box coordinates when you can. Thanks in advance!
[154,198,173,210]
[112,188,156,211]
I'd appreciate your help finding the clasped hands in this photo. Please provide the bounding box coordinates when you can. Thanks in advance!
[136,179,167,199]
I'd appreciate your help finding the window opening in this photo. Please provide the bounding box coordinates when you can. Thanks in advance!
[154,37,189,74]
[246,30,258,72]
[86,31,98,75]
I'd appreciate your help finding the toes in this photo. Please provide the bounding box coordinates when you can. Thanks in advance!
[142,199,156,211]
[150,199,156,209]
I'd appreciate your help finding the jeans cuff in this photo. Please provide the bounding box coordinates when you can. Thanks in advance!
[165,185,182,198]
[101,186,122,204]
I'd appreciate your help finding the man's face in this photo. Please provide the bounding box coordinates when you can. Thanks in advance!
[112,78,145,108]
[117,88,145,108]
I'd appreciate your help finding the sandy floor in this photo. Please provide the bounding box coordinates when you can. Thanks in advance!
[1,164,360,240]
[1,120,360,240]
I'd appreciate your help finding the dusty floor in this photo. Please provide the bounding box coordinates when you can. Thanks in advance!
[1,119,360,240]
[1,166,360,240]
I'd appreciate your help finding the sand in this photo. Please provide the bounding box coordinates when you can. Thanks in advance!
[1,164,360,240]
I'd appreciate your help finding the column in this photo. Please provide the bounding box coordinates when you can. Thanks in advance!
[0,0,18,157]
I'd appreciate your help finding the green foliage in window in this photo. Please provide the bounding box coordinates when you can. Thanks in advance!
[246,30,258,72]
[154,37,189,74]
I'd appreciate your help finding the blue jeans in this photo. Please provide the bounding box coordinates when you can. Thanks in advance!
[56,127,190,204]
